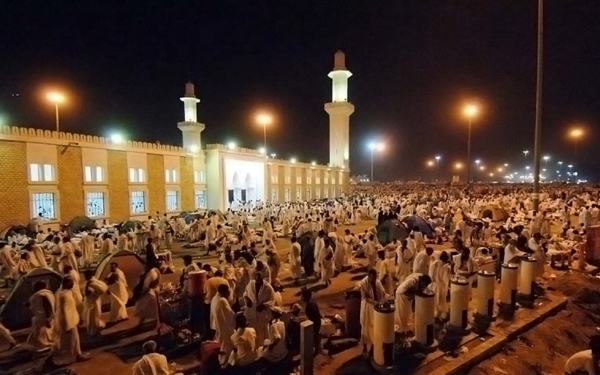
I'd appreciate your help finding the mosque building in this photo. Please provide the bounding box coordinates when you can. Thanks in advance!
[0,51,354,230]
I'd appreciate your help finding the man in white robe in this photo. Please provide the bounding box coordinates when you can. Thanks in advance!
[100,234,115,257]
[359,269,386,354]
[181,255,200,295]
[395,240,413,284]
[63,265,83,319]
[395,273,431,334]
[27,281,55,351]
[27,241,47,268]
[413,247,433,275]
[314,232,325,277]
[51,276,85,365]
[429,252,451,320]
[106,262,129,323]
[135,266,161,331]
[378,250,396,295]
[59,237,79,273]
[132,340,170,375]
[80,233,95,267]
[243,271,275,346]
[83,270,108,336]
[0,242,17,284]
[210,284,235,362]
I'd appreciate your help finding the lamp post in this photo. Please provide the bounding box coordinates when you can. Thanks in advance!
[435,155,441,182]
[47,92,65,132]
[368,142,385,182]
[532,0,544,211]
[523,150,529,181]
[256,113,273,155]
[464,104,479,184]
[569,128,583,163]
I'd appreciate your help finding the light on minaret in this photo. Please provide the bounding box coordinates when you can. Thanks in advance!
[325,50,354,169]
[177,82,205,153]
[328,51,353,102]
[180,82,200,122]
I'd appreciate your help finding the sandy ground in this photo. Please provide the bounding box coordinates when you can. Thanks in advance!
[6,218,599,375]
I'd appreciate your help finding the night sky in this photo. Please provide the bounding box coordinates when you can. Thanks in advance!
[1,1,599,181]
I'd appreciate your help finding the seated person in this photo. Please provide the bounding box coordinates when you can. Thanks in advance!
[256,307,288,369]
[197,329,221,375]
[564,334,600,375]
[227,313,257,368]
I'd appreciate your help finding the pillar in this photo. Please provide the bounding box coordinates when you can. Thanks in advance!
[300,320,314,375]
[372,302,395,370]
[499,263,519,310]
[415,289,437,348]
[475,271,496,319]
[449,276,471,334]
[518,257,537,300]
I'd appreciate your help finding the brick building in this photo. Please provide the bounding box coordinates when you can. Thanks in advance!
[0,51,354,230]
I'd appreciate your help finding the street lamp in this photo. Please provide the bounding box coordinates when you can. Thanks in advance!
[368,142,385,182]
[47,92,65,132]
[463,103,479,183]
[256,113,273,155]
[435,155,441,182]
[569,128,584,162]
[523,150,529,180]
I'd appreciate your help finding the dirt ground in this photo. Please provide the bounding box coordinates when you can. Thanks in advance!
[306,267,600,375]
[471,271,600,375]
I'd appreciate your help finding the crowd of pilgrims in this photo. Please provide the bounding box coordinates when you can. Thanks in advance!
[0,183,598,373]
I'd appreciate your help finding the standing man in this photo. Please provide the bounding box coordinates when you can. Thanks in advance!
[181,255,200,295]
[100,233,115,258]
[395,239,413,284]
[210,284,235,363]
[289,236,302,281]
[428,251,451,320]
[83,270,108,336]
[51,276,85,365]
[106,262,129,324]
[358,269,386,355]
[27,281,55,351]
[413,247,434,275]
[135,265,161,331]
[395,273,431,335]
[80,232,95,268]
[243,272,275,346]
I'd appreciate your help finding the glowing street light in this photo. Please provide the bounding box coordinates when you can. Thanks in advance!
[189,145,199,153]
[258,147,266,154]
[110,133,124,144]
[290,157,297,164]
[569,127,584,162]
[454,162,463,170]
[256,112,273,155]
[368,142,385,182]
[427,160,434,167]
[47,91,65,132]
[435,155,441,181]
[227,141,237,150]
[463,103,480,183]
[311,161,316,166]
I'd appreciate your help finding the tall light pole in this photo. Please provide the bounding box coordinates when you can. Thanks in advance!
[47,92,65,132]
[435,155,441,182]
[532,0,544,211]
[569,128,583,163]
[523,150,529,181]
[256,113,273,155]
[368,142,385,182]
[463,103,479,184]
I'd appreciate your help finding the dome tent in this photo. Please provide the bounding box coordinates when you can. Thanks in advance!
[480,205,509,222]
[95,250,145,310]
[0,268,62,330]
[377,219,409,245]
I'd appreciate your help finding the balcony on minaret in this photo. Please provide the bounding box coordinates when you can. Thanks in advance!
[178,82,205,153]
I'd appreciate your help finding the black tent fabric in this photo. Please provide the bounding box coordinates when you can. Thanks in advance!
[68,215,96,232]
[119,220,140,232]
[0,225,30,241]
[0,268,63,330]
[401,215,434,237]
[298,232,314,276]
[95,250,145,310]
[377,219,409,245]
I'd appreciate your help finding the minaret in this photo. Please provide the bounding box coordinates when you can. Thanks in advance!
[177,82,205,153]
[325,51,354,169]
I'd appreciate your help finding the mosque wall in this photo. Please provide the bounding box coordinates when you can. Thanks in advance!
[57,146,85,224]
[0,125,349,229]
[0,141,30,227]
[180,156,195,212]
[106,150,130,223]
